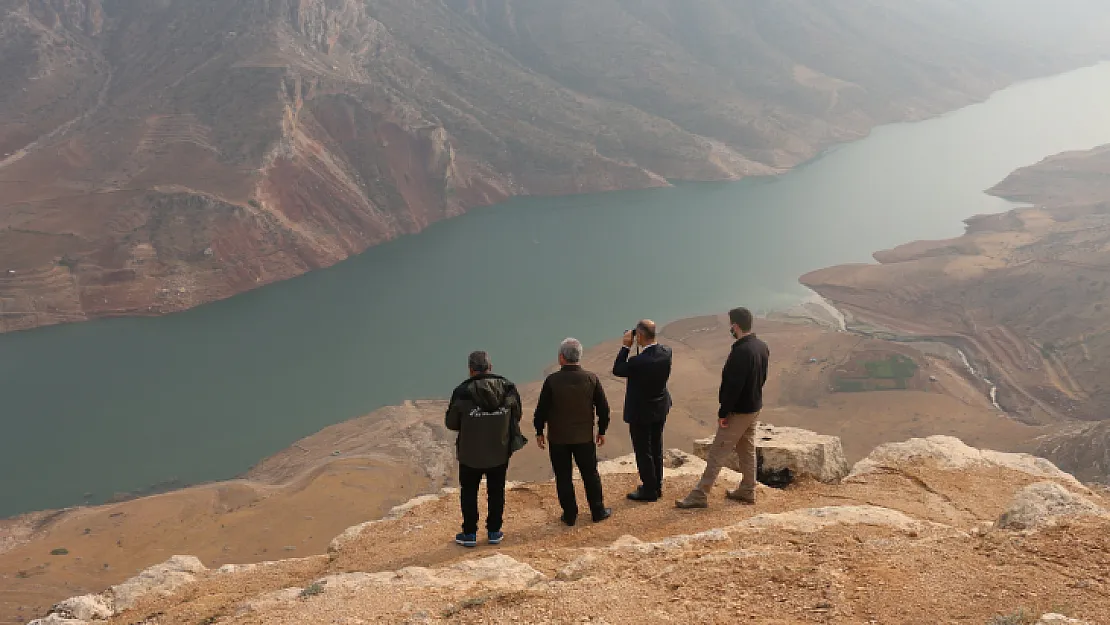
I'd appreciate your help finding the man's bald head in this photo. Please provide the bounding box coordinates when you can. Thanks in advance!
[636,319,657,342]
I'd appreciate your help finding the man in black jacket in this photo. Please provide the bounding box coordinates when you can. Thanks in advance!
[446,351,523,547]
[534,338,613,526]
[677,307,770,509]
[613,319,672,502]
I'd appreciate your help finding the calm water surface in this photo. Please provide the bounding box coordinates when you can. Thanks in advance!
[4,63,1110,517]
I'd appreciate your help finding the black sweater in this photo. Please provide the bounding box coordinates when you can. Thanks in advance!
[718,334,770,418]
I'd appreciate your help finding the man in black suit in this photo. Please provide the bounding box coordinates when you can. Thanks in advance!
[613,319,672,502]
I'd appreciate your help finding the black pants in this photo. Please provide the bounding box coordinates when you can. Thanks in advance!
[459,463,507,535]
[549,442,605,519]
[629,421,665,495]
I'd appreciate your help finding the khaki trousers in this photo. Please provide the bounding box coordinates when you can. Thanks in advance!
[696,412,759,495]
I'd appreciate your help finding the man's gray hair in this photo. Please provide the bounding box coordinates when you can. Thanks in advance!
[559,338,583,364]
[468,350,491,373]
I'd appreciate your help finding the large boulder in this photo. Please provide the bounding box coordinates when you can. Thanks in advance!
[996,482,1108,530]
[693,424,849,485]
[849,436,1085,489]
[51,595,112,621]
[108,555,207,612]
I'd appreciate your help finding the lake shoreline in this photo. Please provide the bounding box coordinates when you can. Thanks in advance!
[3,62,1106,338]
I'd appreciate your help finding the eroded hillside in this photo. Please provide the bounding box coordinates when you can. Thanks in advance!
[2,0,1109,332]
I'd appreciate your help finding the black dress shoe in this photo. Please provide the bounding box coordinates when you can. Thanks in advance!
[627,487,659,502]
[560,513,577,527]
[592,507,613,523]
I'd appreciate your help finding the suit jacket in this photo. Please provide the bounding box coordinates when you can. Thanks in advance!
[612,344,673,424]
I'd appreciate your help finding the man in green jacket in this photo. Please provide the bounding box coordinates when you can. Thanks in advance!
[446,351,522,547]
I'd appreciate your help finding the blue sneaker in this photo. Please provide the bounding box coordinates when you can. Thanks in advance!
[455,533,477,547]
[488,531,504,545]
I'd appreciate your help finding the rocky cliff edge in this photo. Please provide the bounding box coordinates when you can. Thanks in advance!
[30,432,1110,624]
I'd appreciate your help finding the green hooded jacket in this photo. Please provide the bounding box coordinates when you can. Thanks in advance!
[446,373,522,469]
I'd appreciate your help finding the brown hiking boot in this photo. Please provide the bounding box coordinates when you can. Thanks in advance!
[675,489,709,509]
[726,488,756,505]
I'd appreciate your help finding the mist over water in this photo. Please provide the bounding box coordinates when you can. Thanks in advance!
[3,63,1110,517]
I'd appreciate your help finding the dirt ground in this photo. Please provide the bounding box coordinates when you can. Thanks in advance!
[94,455,1110,625]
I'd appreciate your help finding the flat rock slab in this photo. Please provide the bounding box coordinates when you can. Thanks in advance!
[735,505,958,537]
[1037,615,1092,625]
[694,423,849,484]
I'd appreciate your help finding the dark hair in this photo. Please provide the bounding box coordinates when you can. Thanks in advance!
[729,307,753,333]
[468,350,491,373]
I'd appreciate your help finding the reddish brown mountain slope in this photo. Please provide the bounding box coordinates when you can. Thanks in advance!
[2,0,1108,332]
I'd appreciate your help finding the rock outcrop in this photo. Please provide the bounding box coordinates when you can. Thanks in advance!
[30,555,206,624]
[28,434,1110,624]
[48,595,111,621]
[693,423,850,484]
[996,481,1108,530]
[848,435,1085,487]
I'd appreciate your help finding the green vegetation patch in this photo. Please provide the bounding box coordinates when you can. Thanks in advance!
[832,353,919,393]
[864,354,918,379]
[834,379,866,393]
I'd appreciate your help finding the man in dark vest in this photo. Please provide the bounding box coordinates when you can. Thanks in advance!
[446,351,522,546]
[534,338,613,526]
[677,307,770,509]
[613,319,673,502]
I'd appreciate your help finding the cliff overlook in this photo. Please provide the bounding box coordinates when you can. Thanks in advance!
[2,0,1110,332]
[26,435,1110,624]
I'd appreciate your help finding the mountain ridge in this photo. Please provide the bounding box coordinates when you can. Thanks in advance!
[3,0,1109,333]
